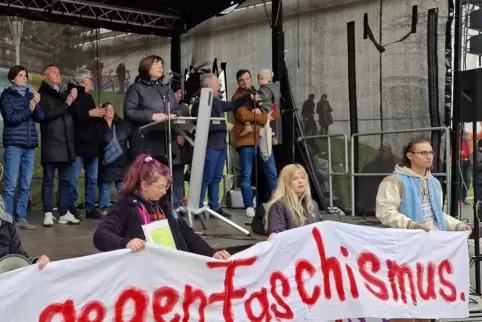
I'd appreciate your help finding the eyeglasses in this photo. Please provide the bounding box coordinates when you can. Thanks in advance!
[412,151,435,157]
[151,183,170,191]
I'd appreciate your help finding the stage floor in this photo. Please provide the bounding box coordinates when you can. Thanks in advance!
[17,208,386,261]
[18,205,478,261]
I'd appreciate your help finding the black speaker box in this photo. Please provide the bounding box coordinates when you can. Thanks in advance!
[458,68,482,122]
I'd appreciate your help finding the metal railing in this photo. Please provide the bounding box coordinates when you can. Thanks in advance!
[298,133,349,210]
[351,126,451,216]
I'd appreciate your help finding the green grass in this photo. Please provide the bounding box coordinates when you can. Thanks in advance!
[91,91,125,116]
[309,137,379,210]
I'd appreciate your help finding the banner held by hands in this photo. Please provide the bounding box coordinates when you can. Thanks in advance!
[0,221,469,321]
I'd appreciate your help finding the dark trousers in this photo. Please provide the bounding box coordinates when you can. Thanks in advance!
[199,149,226,209]
[172,165,185,209]
[70,156,99,212]
[42,162,73,215]
[303,117,317,136]
[319,122,329,135]
[461,159,472,200]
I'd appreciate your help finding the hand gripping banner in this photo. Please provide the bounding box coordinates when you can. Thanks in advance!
[0,221,469,321]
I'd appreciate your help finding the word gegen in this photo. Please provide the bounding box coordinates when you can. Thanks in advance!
[39,227,463,322]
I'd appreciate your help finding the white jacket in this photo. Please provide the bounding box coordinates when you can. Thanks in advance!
[375,165,467,231]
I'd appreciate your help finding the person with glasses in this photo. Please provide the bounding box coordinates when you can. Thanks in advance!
[93,153,231,260]
[67,67,107,221]
[376,138,470,232]
[376,138,471,322]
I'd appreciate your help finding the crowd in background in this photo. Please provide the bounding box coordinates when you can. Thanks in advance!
[0,64,134,230]
[0,54,291,268]
[0,55,285,232]
[0,57,479,322]
[301,93,333,136]
[1,55,480,243]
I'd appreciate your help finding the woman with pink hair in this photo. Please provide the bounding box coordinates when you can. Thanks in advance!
[93,153,230,259]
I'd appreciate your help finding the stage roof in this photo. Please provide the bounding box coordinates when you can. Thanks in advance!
[0,0,247,37]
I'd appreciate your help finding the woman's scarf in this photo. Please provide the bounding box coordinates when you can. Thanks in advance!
[11,85,27,97]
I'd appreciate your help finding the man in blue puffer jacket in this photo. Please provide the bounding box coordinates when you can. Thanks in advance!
[0,65,44,230]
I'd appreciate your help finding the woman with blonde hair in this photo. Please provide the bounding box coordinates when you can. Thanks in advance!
[265,164,321,240]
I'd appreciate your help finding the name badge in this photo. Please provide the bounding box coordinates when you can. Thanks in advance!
[142,219,177,249]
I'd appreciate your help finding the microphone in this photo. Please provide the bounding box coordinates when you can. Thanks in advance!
[167,70,181,78]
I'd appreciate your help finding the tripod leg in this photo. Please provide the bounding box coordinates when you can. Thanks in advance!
[205,208,250,235]
[187,207,208,230]
[187,208,193,227]
[198,211,208,230]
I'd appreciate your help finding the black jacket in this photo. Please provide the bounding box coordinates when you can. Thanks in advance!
[68,84,103,157]
[191,95,249,150]
[316,100,333,125]
[93,194,215,257]
[0,212,37,263]
[266,199,321,235]
[302,99,315,119]
[38,81,75,163]
[98,120,130,183]
[123,78,181,161]
[474,149,482,201]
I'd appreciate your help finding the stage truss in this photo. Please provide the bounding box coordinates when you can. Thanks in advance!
[0,0,180,34]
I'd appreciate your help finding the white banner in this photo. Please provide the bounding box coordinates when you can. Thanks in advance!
[0,221,469,321]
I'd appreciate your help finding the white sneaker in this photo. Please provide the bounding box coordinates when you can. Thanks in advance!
[246,207,255,218]
[43,212,55,227]
[58,211,81,225]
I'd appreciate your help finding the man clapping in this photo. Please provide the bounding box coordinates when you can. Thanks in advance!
[38,65,80,228]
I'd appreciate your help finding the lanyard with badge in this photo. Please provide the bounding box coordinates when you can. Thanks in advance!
[136,204,164,224]
[137,204,177,249]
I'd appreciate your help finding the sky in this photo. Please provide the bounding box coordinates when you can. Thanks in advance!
[465,122,481,133]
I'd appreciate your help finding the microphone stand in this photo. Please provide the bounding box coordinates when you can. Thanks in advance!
[245,87,260,212]
[164,79,174,207]
[253,93,259,213]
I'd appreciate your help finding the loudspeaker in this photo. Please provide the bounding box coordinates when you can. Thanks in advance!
[0,254,30,274]
[458,68,482,122]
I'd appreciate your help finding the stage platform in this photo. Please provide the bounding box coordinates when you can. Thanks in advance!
[17,205,477,260]
[17,208,386,261]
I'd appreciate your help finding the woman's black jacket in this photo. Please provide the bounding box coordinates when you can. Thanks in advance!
[93,194,215,257]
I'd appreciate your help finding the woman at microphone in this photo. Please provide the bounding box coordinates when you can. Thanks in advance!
[123,55,181,162]
[93,153,231,259]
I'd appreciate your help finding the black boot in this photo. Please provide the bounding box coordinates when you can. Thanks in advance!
[86,209,101,220]
[212,208,231,219]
